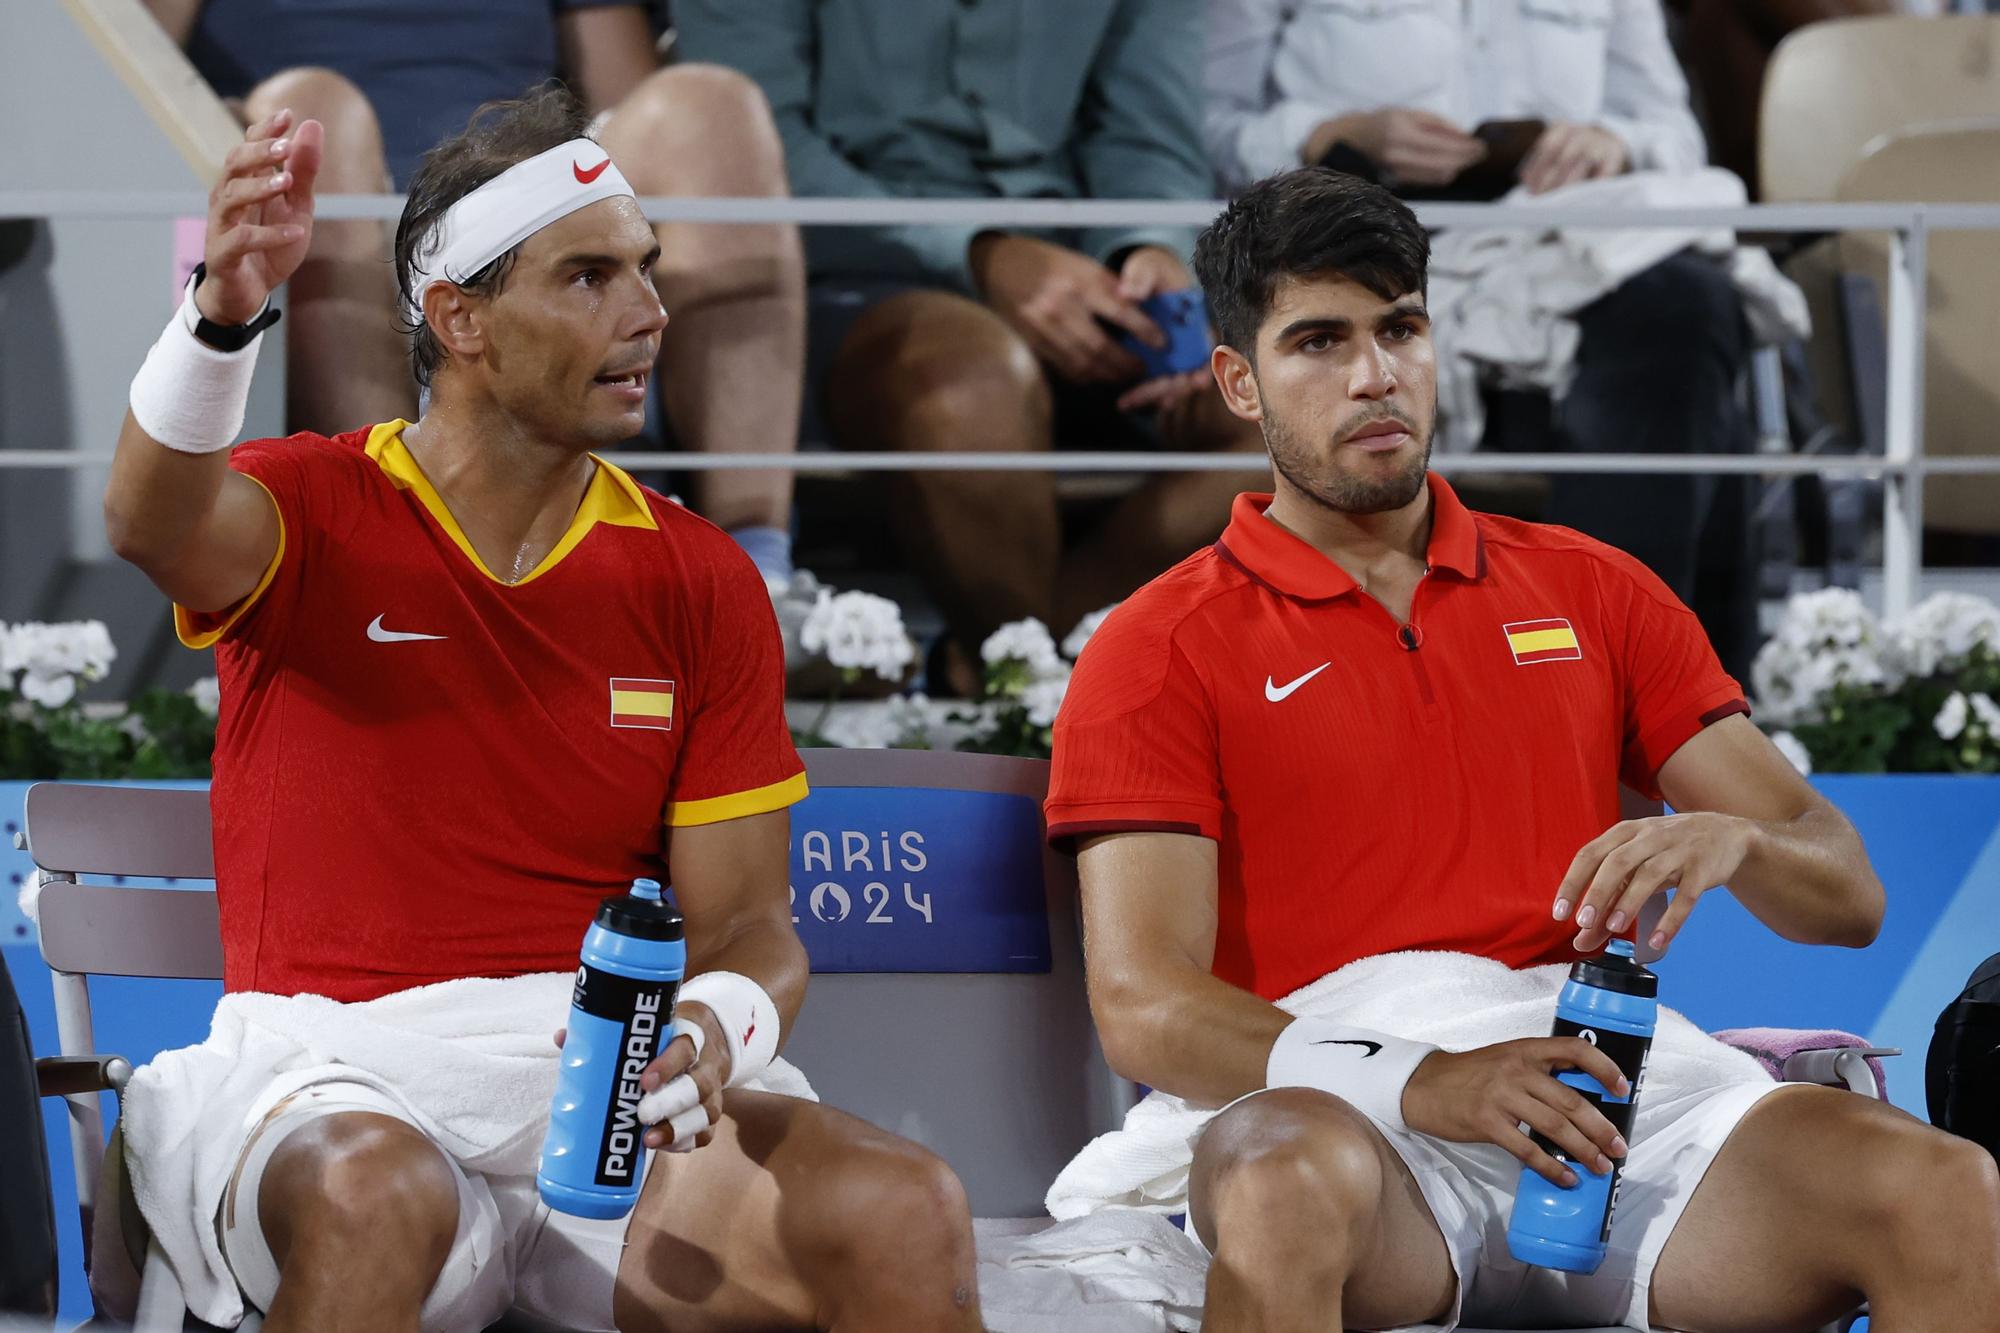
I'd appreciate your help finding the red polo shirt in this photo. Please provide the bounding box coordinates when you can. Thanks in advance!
[1046,476,1747,1001]
[178,421,807,1002]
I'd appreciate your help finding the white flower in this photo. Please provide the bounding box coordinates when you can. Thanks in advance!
[1936,692,1970,742]
[1022,673,1070,729]
[190,676,221,717]
[980,618,1064,679]
[883,692,939,748]
[1768,730,1813,776]
[1887,592,2000,679]
[17,670,76,709]
[1752,589,1898,724]
[0,620,116,681]
[799,590,916,682]
[1971,693,2000,737]
[821,704,904,750]
[1061,605,1118,661]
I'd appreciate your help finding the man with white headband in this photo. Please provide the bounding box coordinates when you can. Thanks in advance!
[103,89,982,1332]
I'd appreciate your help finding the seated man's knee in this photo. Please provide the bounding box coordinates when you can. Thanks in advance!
[259,1112,459,1270]
[829,291,1048,443]
[1191,1089,1387,1249]
[1852,1107,2000,1258]
[806,1131,974,1274]
[242,68,388,189]
[1594,250,1746,350]
[616,63,783,185]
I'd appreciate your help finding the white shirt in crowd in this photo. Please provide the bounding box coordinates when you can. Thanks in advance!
[1205,0,1708,192]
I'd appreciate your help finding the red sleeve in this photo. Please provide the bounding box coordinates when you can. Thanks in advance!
[173,434,332,649]
[664,546,807,826]
[1607,552,1751,799]
[1046,604,1222,847]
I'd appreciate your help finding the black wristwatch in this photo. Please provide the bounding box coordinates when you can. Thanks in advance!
[185,262,283,352]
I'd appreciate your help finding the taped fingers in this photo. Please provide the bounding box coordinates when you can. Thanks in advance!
[636,1072,700,1127]
[663,1104,711,1153]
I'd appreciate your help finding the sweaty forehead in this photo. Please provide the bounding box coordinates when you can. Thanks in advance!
[517,196,654,266]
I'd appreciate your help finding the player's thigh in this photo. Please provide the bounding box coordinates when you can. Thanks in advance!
[612,1089,971,1332]
[1189,1087,1457,1327]
[1647,1084,1927,1332]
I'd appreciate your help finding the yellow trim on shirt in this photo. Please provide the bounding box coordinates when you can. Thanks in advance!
[666,770,810,828]
[173,473,287,649]
[362,420,659,587]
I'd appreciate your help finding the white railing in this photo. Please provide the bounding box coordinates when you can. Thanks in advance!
[7,194,2000,618]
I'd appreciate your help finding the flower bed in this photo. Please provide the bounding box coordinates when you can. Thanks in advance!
[1751,590,2000,773]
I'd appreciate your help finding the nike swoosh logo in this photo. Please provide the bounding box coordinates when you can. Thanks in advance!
[366,614,446,643]
[1264,662,1332,702]
[573,158,610,184]
[1311,1039,1383,1057]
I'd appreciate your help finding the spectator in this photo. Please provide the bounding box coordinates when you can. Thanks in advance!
[1206,0,1762,679]
[142,0,805,584]
[676,0,1268,697]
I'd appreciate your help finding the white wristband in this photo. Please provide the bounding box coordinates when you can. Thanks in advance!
[1266,1018,1439,1134]
[128,273,269,454]
[677,971,779,1089]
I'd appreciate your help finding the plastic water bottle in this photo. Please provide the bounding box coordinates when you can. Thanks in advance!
[1506,938,1657,1273]
[538,877,685,1219]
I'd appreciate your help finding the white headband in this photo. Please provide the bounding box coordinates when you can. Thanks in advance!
[404,137,636,324]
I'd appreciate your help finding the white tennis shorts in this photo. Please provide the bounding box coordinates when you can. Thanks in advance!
[217,1079,639,1332]
[1189,1078,1797,1331]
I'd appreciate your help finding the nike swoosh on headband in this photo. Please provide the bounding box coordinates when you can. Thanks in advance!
[573,158,610,184]
[1311,1039,1383,1057]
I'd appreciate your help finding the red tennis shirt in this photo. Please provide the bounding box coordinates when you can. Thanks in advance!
[1046,476,1747,1001]
[178,421,806,1002]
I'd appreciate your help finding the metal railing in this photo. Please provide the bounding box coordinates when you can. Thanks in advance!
[7,192,2000,618]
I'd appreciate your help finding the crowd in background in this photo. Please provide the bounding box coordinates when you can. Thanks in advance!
[143,0,1957,691]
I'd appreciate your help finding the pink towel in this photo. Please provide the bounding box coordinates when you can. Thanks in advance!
[1710,1027,1889,1099]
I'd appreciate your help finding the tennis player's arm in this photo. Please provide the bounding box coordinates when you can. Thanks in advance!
[558,5,659,118]
[106,415,279,614]
[666,806,809,1046]
[1654,713,1884,946]
[1077,830,1291,1106]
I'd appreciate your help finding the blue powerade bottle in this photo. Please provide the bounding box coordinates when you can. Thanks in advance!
[1506,939,1657,1273]
[538,877,685,1220]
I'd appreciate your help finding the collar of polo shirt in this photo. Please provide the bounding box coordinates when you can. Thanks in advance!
[1217,472,1487,600]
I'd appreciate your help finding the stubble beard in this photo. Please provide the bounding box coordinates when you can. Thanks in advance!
[1262,401,1434,516]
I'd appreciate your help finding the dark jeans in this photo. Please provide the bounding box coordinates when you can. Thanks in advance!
[1484,251,1759,683]
[0,950,56,1316]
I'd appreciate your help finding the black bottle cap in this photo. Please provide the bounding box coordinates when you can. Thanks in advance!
[595,877,684,942]
[1571,938,1657,998]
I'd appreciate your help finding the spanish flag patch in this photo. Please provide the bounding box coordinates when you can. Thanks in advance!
[609,677,675,730]
[1503,618,1582,666]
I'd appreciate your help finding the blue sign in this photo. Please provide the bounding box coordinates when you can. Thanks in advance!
[786,786,1052,973]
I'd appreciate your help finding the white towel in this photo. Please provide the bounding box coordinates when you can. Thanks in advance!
[975,1214,1208,1333]
[1046,949,1770,1226]
[1426,167,1811,453]
[117,972,814,1327]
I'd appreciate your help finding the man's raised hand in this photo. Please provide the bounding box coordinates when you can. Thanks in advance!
[200,109,323,327]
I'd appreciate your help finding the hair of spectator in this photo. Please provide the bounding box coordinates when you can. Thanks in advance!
[394,83,596,388]
[1193,168,1430,359]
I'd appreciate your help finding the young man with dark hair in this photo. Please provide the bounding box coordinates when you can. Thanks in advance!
[1046,168,1999,1331]
[101,92,981,1333]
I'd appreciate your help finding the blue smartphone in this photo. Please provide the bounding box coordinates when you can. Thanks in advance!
[1122,288,1212,381]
